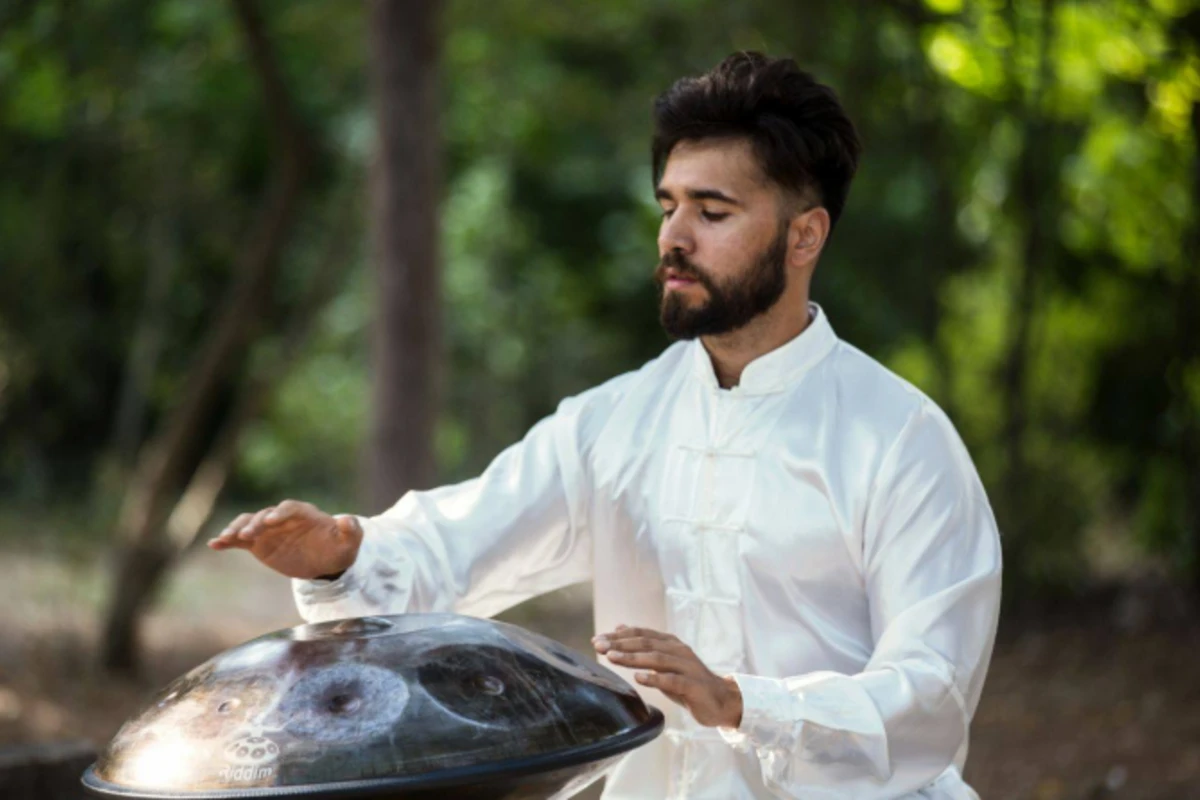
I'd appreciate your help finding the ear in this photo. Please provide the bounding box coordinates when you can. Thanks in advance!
[787,206,831,269]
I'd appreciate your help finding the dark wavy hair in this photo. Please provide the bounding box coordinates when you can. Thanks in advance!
[651,52,862,229]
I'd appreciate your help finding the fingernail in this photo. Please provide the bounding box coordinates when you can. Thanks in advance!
[594,636,609,648]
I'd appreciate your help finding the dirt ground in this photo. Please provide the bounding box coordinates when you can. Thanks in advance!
[1,542,1198,799]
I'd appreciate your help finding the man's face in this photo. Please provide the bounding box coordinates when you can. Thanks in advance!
[654,138,791,340]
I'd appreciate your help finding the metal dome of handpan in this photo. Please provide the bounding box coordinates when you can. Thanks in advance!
[81,613,663,799]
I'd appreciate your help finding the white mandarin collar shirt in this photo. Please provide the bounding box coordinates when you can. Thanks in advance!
[295,304,1002,800]
[689,305,837,394]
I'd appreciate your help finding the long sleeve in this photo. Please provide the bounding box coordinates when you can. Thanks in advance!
[719,399,1002,799]
[292,387,610,624]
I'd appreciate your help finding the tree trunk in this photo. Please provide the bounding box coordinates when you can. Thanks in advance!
[366,0,442,513]
[1184,96,1200,596]
[111,155,181,467]
[164,188,360,557]
[100,0,311,676]
[997,0,1056,579]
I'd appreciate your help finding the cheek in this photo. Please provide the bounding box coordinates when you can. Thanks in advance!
[697,226,760,275]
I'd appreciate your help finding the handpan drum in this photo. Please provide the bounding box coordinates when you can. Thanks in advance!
[82,614,663,799]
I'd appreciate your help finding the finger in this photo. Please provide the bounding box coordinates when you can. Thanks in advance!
[608,627,676,643]
[210,513,256,549]
[266,499,312,523]
[217,513,254,539]
[593,626,667,646]
[208,535,250,550]
[603,635,657,653]
[241,506,278,539]
[605,650,694,675]
[259,503,332,542]
[593,627,680,654]
[211,531,258,551]
[593,633,652,653]
[606,635,689,656]
[249,511,313,538]
[635,671,693,699]
[237,507,277,541]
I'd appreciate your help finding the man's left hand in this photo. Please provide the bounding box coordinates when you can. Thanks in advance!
[592,625,742,729]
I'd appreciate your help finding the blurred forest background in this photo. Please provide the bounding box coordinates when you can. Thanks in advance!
[1,0,1199,797]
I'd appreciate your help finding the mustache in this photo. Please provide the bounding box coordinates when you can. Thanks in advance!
[654,251,711,285]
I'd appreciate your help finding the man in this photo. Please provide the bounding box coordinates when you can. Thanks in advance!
[210,52,1002,799]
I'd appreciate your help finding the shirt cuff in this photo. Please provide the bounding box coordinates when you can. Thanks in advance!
[718,673,794,750]
[718,671,891,781]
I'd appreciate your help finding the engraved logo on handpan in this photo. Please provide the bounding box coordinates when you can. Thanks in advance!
[219,733,280,783]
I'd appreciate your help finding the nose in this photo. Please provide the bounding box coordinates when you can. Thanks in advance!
[657,212,694,257]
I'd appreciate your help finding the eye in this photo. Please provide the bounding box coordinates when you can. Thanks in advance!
[660,207,675,219]
[701,211,730,222]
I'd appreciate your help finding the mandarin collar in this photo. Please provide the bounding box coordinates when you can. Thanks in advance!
[689,303,837,394]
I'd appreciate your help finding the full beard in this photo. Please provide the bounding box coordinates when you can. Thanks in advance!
[654,227,789,340]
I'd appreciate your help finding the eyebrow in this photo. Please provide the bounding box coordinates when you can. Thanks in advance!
[654,187,743,207]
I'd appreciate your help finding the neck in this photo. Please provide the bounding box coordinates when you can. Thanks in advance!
[700,291,811,389]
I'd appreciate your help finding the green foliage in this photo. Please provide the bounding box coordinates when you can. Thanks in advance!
[1,0,1198,590]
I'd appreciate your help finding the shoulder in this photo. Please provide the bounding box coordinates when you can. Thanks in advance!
[565,340,688,411]
[554,340,690,444]
[821,341,974,473]
[822,341,934,434]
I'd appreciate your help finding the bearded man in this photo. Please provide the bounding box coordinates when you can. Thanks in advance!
[211,52,1002,800]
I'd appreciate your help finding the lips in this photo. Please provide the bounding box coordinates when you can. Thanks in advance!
[662,268,699,289]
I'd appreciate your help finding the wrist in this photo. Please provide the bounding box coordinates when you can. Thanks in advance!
[722,675,743,729]
[318,515,362,581]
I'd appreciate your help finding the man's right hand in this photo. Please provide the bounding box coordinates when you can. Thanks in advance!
[208,500,363,580]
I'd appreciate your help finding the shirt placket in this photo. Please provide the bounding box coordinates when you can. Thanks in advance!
[663,391,759,799]
[691,389,752,677]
